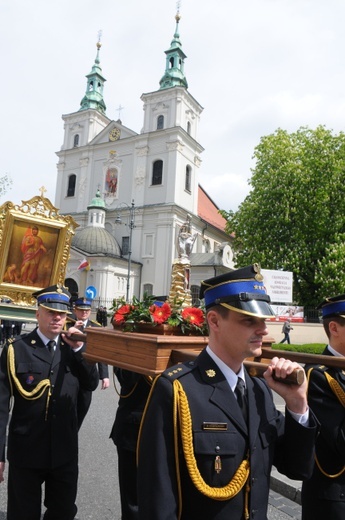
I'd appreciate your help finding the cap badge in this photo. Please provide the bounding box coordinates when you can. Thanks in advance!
[205,369,216,378]
[253,263,263,282]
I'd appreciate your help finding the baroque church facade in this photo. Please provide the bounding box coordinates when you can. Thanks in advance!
[55,12,234,306]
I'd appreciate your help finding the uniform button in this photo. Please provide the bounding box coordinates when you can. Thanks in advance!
[251,477,256,486]
[189,362,194,366]
[50,370,54,374]
[340,493,345,498]
[215,445,220,453]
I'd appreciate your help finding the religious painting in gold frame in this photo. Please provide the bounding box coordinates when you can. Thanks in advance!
[0,192,78,306]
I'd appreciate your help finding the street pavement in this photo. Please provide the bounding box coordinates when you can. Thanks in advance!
[0,361,303,519]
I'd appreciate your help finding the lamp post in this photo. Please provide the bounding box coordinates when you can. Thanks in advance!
[115,200,136,302]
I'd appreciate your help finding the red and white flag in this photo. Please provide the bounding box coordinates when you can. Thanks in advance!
[77,259,90,271]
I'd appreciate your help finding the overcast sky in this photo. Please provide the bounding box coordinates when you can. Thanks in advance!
[2,0,345,212]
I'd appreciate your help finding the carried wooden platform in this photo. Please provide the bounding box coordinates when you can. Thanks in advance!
[80,327,345,383]
[83,327,208,376]
[82,327,276,377]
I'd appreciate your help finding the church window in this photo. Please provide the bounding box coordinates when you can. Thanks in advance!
[202,239,211,253]
[185,165,191,193]
[67,174,76,197]
[191,285,200,306]
[143,283,153,296]
[157,115,164,130]
[122,236,130,256]
[89,81,93,91]
[169,57,174,69]
[152,160,163,185]
[143,234,154,257]
[187,121,191,135]
[73,134,79,147]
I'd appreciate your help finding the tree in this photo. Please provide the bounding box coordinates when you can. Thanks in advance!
[221,125,345,307]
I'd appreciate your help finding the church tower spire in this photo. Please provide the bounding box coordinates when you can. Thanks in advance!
[159,10,188,90]
[79,39,107,114]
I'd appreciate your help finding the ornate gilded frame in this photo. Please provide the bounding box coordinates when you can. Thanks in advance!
[0,192,78,306]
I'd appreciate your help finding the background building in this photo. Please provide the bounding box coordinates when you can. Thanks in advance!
[56,12,234,307]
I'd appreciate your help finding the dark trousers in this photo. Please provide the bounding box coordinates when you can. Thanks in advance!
[7,457,78,520]
[117,447,138,520]
[280,333,290,344]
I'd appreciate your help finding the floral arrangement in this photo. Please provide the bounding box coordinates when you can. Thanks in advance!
[110,293,208,336]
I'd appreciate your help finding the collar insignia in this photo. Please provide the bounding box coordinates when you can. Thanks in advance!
[206,369,216,378]
[31,340,36,345]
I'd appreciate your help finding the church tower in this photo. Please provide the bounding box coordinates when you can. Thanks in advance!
[56,11,231,303]
[139,10,203,215]
[55,40,111,214]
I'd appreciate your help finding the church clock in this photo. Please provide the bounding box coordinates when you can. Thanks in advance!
[109,128,121,141]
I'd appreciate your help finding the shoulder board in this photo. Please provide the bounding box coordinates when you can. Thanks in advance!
[162,361,195,381]
[9,333,29,345]
[90,320,101,326]
[306,364,328,373]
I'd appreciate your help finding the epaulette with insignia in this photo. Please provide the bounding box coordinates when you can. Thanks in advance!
[6,334,28,347]
[312,365,328,372]
[162,361,196,381]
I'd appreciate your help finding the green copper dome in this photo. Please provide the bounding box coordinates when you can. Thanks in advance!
[88,189,105,209]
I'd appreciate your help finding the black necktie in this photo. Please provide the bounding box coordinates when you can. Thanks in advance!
[235,377,248,423]
[47,340,56,357]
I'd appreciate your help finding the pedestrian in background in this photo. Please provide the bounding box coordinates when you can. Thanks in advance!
[280,319,293,344]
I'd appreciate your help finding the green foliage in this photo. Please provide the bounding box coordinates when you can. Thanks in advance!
[271,343,325,354]
[221,125,345,307]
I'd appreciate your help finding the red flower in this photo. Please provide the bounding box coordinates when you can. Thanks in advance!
[150,302,172,324]
[181,307,205,327]
[114,304,132,324]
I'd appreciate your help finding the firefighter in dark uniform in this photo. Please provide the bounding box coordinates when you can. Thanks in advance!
[302,293,345,519]
[137,264,319,520]
[68,297,109,429]
[0,284,99,520]
[110,369,152,520]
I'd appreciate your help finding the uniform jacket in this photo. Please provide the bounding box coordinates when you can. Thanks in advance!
[0,329,99,469]
[302,347,345,519]
[110,368,152,452]
[138,349,318,520]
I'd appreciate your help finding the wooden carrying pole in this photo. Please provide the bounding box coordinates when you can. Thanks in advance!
[170,349,305,385]
[257,347,345,370]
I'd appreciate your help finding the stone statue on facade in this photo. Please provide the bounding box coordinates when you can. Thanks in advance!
[168,215,198,307]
